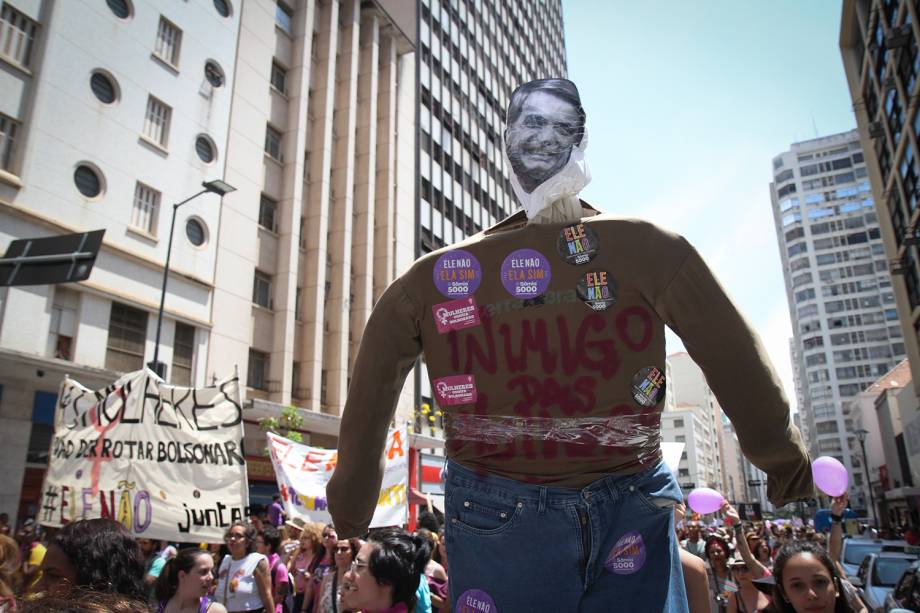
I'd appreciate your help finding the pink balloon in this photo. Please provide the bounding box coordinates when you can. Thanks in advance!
[812,456,848,497]
[688,487,724,515]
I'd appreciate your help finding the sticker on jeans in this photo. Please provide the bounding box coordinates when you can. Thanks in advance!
[433,296,481,334]
[434,375,477,406]
[631,366,665,407]
[556,223,599,265]
[433,249,482,298]
[456,589,497,613]
[576,270,617,311]
[501,248,551,299]
[605,530,646,575]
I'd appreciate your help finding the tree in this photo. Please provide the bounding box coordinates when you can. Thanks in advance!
[259,405,305,454]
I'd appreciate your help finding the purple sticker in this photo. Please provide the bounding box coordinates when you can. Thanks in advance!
[500,248,551,298]
[605,530,646,575]
[433,249,482,298]
[433,375,477,406]
[432,296,481,334]
[456,589,497,613]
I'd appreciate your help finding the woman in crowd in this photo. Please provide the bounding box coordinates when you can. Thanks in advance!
[35,518,146,601]
[412,529,447,612]
[770,540,865,613]
[215,522,274,613]
[154,547,228,613]
[314,525,337,586]
[0,534,18,612]
[256,527,290,613]
[340,532,431,613]
[315,537,360,613]
[291,523,324,613]
[704,534,734,612]
[430,528,447,576]
[726,557,771,613]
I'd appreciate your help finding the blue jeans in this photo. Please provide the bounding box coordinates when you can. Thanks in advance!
[444,459,688,612]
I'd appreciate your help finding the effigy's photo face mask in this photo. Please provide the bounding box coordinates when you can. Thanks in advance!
[505,90,582,192]
[504,79,590,221]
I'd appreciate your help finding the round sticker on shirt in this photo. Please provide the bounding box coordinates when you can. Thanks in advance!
[631,366,665,407]
[605,531,646,575]
[501,248,551,299]
[576,270,618,311]
[433,249,482,298]
[556,223,599,265]
[456,589,497,613]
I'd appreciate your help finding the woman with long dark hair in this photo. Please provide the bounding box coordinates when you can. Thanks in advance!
[34,518,146,601]
[770,541,865,613]
[315,538,360,613]
[340,532,431,613]
[154,547,228,613]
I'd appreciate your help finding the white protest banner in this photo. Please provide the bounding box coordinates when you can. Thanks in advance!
[267,426,408,528]
[38,369,249,542]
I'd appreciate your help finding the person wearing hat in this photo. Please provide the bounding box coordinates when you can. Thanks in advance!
[726,555,772,613]
[704,534,735,612]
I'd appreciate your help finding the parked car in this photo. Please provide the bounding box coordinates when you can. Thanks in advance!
[842,538,912,578]
[853,551,919,611]
[884,559,920,611]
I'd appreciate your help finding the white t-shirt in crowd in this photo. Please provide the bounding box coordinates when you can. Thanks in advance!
[215,552,267,612]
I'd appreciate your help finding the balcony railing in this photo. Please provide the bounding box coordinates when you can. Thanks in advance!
[0,5,37,70]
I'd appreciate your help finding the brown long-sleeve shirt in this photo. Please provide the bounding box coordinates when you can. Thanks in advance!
[327,207,813,538]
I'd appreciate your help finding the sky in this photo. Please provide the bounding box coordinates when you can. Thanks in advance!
[561,1,859,412]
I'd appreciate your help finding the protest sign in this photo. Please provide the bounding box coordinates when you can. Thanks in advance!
[268,427,408,528]
[39,369,249,542]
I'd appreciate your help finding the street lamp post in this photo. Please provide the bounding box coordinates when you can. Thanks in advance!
[148,179,236,379]
[853,428,879,532]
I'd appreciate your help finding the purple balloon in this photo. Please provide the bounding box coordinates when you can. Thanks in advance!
[688,487,724,515]
[812,456,848,497]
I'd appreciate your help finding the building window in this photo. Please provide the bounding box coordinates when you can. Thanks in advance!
[204,60,224,87]
[0,3,38,69]
[264,125,282,161]
[195,135,216,163]
[153,17,182,68]
[673,419,684,428]
[213,0,231,18]
[73,164,103,198]
[185,218,205,246]
[248,349,268,390]
[0,112,19,171]
[107,0,132,19]
[105,302,148,372]
[253,270,272,308]
[143,95,172,148]
[47,288,78,361]
[675,435,686,443]
[131,182,160,235]
[171,322,195,386]
[295,287,303,320]
[276,2,293,34]
[90,71,118,104]
[271,60,287,93]
[259,194,277,231]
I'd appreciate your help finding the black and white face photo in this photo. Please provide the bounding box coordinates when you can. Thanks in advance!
[504,79,585,193]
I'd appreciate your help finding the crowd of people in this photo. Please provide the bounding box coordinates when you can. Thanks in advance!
[0,506,448,613]
[675,495,888,613]
[0,494,915,612]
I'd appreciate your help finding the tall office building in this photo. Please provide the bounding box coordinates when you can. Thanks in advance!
[0,0,417,518]
[413,0,567,408]
[662,352,724,494]
[770,129,905,512]
[840,0,920,515]
[0,0,570,519]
